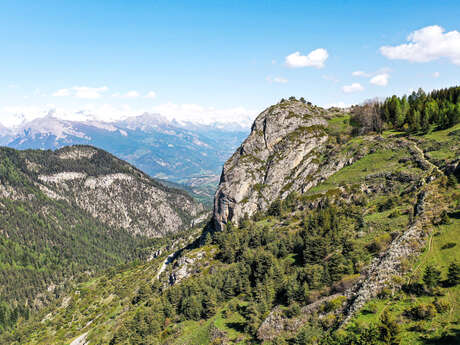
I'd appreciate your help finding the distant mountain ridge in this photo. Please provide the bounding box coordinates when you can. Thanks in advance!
[0,113,249,201]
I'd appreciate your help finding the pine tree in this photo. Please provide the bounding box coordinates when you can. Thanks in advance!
[447,262,460,286]
[447,174,457,188]
[423,265,441,289]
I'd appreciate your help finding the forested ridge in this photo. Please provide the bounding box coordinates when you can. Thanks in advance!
[0,146,183,332]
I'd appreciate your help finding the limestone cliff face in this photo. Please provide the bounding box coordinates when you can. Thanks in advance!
[2,145,203,237]
[213,100,343,231]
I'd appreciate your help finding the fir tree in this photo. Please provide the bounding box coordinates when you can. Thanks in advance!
[447,262,460,286]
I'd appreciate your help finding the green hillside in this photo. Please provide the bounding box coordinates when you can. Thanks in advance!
[0,146,197,333]
[1,88,459,344]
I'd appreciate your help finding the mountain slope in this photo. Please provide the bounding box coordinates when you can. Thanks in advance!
[2,113,249,201]
[29,145,203,237]
[3,94,460,344]
[0,145,204,332]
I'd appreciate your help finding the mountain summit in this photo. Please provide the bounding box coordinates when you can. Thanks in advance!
[213,99,350,230]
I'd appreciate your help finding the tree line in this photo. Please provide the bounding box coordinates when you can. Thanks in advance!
[351,86,460,134]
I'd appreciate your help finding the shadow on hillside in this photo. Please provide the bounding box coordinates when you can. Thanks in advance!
[420,329,460,344]
[226,321,246,333]
[448,211,460,220]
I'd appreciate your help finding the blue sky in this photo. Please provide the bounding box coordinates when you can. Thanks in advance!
[1,0,459,126]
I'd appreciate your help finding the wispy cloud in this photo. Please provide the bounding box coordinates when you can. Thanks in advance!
[266,76,288,84]
[322,74,339,83]
[352,71,371,77]
[145,91,157,99]
[52,86,108,99]
[112,90,140,99]
[342,83,364,93]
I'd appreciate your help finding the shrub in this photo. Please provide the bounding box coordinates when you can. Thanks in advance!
[439,210,451,225]
[433,298,449,313]
[402,283,425,296]
[323,296,347,313]
[405,303,437,320]
[441,242,456,250]
[284,302,301,318]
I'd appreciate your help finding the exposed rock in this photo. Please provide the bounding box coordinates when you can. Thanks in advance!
[69,332,88,345]
[212,100,347,230]
[258,294,344,341]
[169,250,206,285]
[1,145,204,238]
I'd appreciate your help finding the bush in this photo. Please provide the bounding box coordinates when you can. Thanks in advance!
[439,210,451,225]
[323,296,347,313]
[402,283,425,296]
[441,242,456,250]
[366,233,392,254]
[405,303,437,320]
[284,302,301,318]
[433,298,449,313]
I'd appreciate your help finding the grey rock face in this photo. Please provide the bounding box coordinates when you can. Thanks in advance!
[169,250,205,285]
[212,100,336,231]
[14,146,204,237]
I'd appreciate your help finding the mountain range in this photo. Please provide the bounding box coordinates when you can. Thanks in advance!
[0,113,249,203]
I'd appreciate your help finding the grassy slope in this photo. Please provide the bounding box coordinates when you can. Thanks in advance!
[345,126,460,345]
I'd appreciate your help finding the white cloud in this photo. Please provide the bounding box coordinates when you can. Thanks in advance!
[273,77,288,84]
[151,102,257,126]
[113,90,140,99]
[370,73,389,86]
[324,101,350,108]
[52,88,71,97]
[0,102,258,129]
[52,86,108,99]
[266,76,288,84]
[73,86,108,99]
[124,90,139,98]
[433,71,440,78]
[285,48,329,68]
[145,91,157,99]
[342,83,364,93]
[352,71,371,77]
[380,25,460,65]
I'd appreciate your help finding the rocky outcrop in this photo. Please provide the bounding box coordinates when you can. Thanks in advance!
[39,171,201,237]
[212,100,350,231]
[168,251,205,285]
[1,145,204,237]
